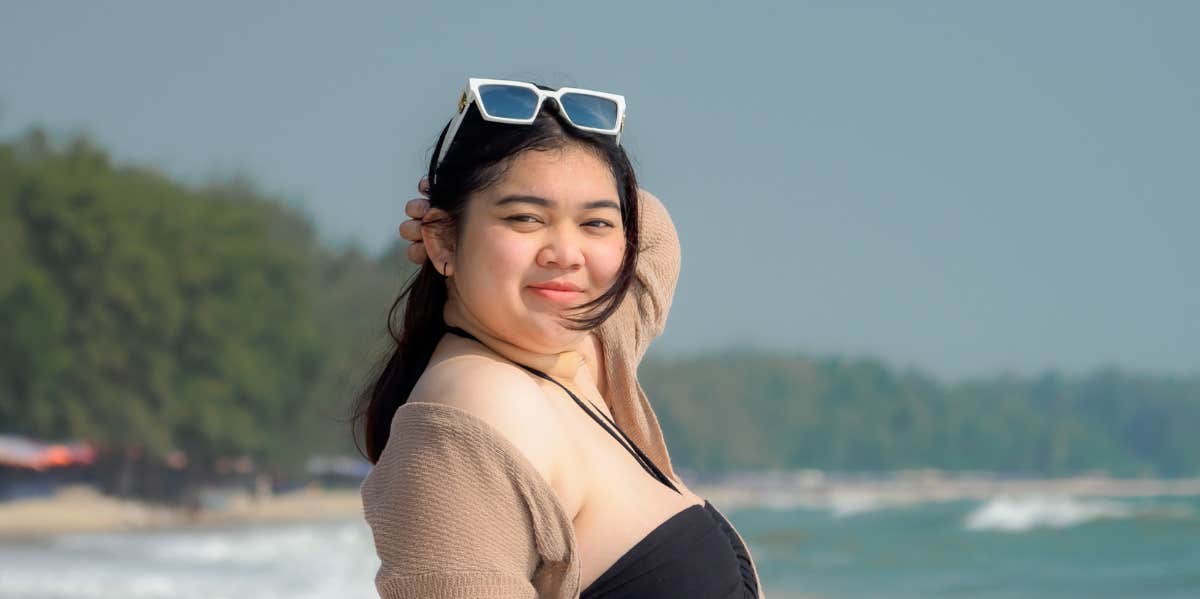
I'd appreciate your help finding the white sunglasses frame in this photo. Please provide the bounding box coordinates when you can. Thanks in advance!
[432,77,626,183]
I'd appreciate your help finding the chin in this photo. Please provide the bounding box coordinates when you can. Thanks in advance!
[524,315,586,350]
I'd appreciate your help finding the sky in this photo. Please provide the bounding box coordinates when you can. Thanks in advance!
[2,1,1196,381]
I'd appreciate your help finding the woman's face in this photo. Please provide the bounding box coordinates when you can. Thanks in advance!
[448,144,625,352]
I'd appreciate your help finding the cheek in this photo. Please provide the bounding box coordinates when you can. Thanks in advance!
[464,230,534,290]
[588,238,627,287]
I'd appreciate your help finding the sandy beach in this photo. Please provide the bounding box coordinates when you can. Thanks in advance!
[0,484,364,540]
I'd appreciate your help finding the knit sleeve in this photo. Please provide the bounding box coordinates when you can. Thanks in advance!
[360,404,548,599]
[596,188,682,363]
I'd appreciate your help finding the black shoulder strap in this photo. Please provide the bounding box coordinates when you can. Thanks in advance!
[444,325,680,495]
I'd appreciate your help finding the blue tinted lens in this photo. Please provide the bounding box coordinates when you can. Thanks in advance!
[478,84,539,120]
[559,93,619,130]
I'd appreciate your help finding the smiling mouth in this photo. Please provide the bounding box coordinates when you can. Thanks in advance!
[527,286,584,303]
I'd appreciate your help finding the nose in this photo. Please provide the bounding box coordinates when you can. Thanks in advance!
[536,224,585,270]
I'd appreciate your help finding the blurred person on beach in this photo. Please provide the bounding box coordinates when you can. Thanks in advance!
[353,77,762,598]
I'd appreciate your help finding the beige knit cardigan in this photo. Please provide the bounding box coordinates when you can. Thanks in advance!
[360,190,765,598]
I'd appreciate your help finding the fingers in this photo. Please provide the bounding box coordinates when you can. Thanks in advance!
[405,197,430,219]
[405,241,428,265]
[398,218,423,243]
[397,176,433,266]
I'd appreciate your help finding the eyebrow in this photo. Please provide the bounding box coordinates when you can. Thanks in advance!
[495,194,621,211]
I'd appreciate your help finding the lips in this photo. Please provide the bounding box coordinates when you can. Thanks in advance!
[527,281,585,304]
[529,281,583,292]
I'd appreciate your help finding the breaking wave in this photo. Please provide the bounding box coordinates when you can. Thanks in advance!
[963,495,1192,533]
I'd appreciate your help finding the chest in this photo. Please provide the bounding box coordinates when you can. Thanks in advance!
[535,379,706,591]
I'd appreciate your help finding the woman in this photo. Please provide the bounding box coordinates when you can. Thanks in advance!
[356,78,763,598]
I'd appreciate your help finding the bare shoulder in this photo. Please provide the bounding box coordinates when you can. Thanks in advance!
[410,353,561,489]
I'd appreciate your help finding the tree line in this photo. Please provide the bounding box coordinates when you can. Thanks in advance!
[643,352,1200,476]
[0,128,412,497]
[1,129,1196,502]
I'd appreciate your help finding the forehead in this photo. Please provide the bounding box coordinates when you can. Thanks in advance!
[489,146,617,205]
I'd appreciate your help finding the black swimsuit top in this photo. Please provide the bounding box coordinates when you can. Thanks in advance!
[444,326,759,598]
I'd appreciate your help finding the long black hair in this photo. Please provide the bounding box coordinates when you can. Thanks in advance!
[352,83,641,462]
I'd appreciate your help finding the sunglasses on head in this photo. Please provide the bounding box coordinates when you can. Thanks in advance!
[432,77,627,184]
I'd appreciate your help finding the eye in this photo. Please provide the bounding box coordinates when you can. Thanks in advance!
[584,220,615,229]
[505,214,541,224]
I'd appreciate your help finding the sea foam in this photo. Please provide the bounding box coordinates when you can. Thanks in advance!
[963,495,1148,532]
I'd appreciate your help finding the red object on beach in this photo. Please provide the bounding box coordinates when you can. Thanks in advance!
[0,435,96,470]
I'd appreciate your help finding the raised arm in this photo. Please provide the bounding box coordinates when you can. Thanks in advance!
[593,188,682,364]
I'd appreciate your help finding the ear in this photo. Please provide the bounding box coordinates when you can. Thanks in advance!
[420,207,456,276]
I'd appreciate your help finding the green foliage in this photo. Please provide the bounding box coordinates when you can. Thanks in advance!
[642,353,1200,476]
[2,127,1196,483]
[0,129,401,477]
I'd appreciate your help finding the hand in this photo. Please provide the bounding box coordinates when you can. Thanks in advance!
[398,176,432,265]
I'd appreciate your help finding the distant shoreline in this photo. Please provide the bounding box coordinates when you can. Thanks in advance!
[0,484,364,541]
[691,470,1200,512]
[4,472,1199,540]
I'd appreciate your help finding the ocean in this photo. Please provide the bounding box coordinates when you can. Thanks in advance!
[1,494,1197,598]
